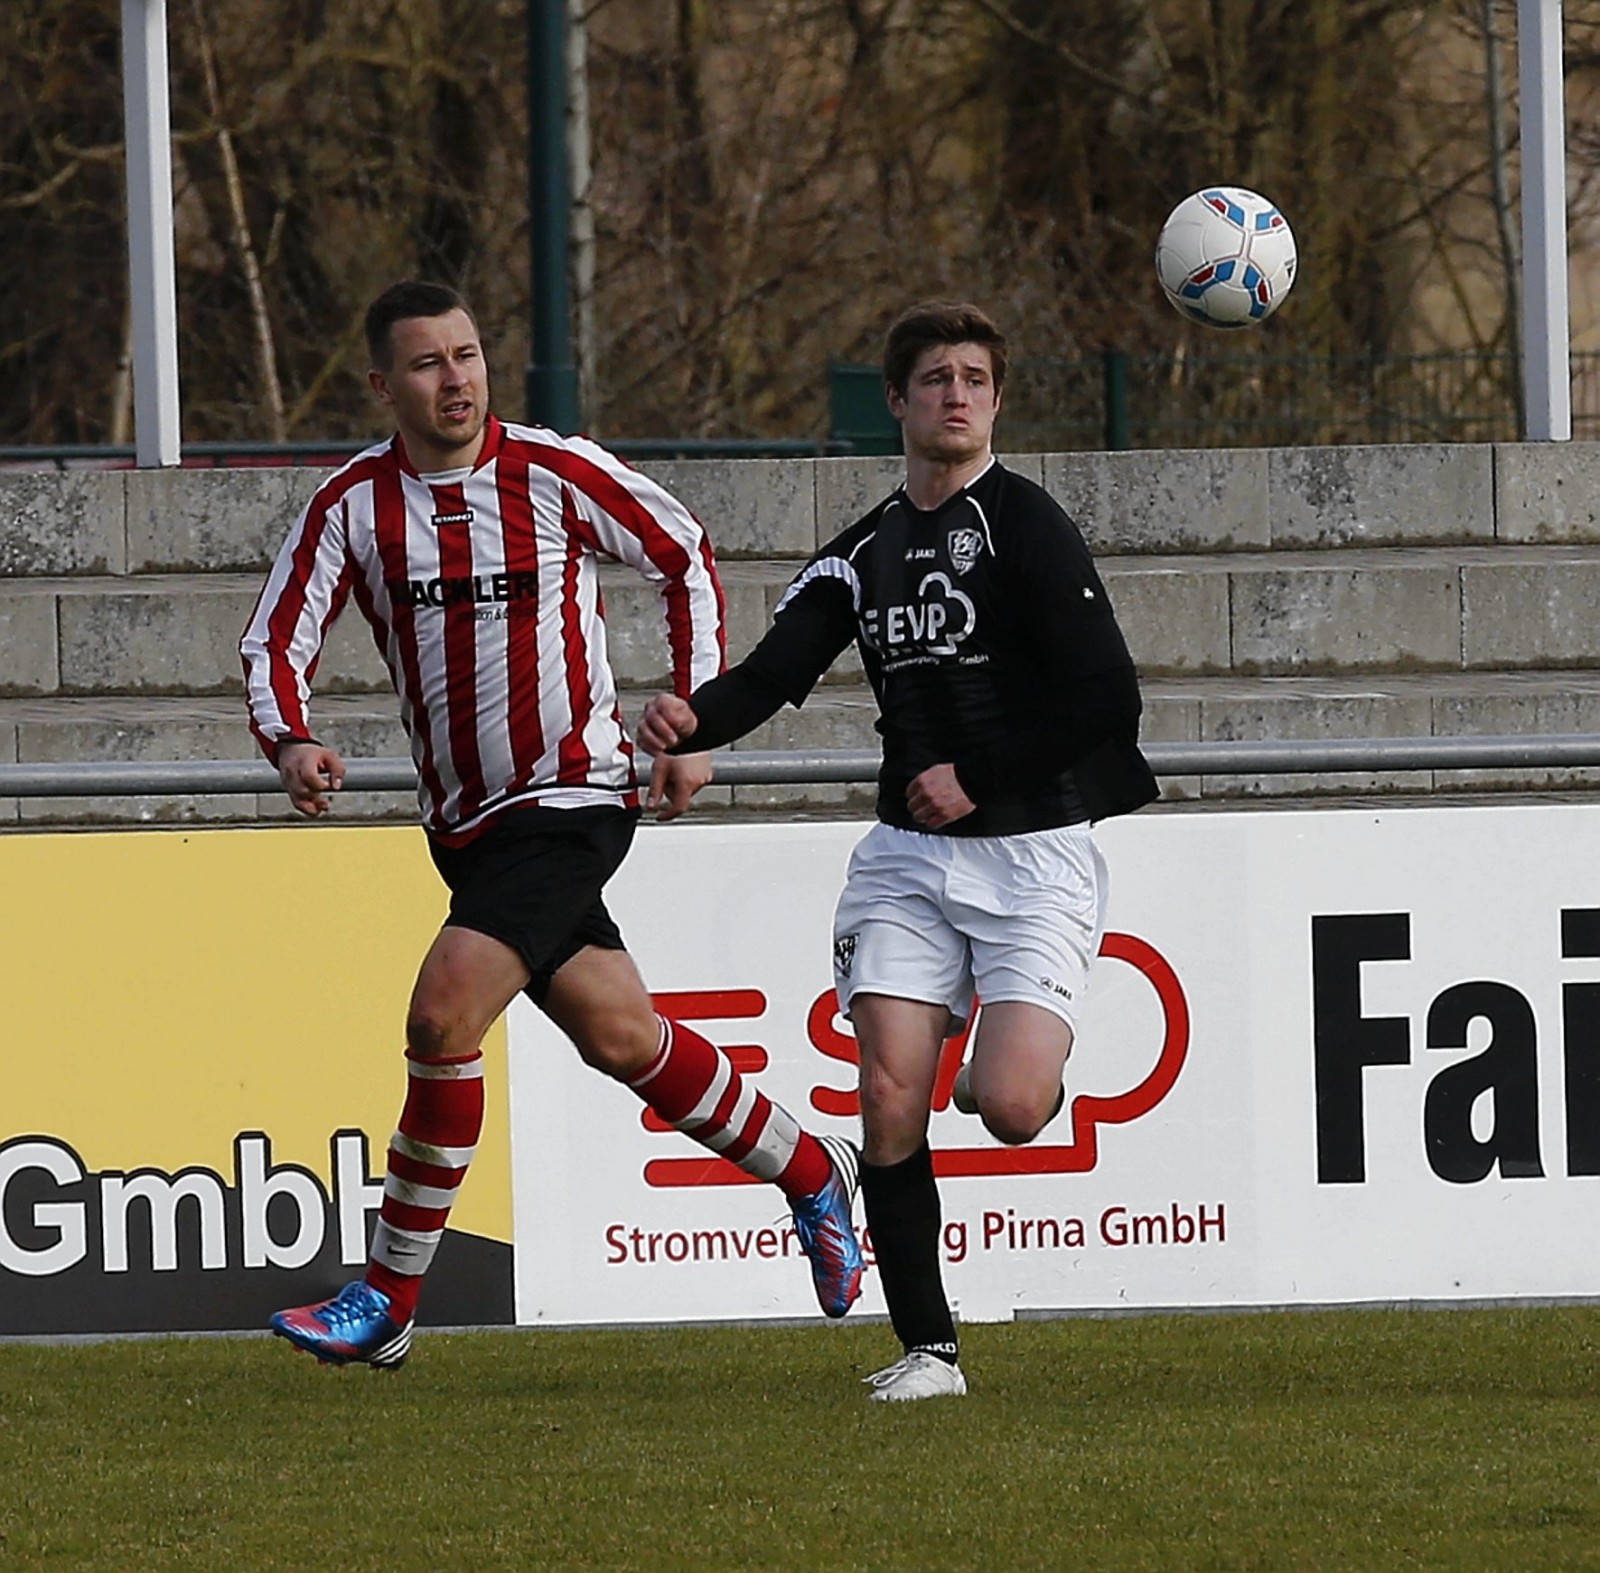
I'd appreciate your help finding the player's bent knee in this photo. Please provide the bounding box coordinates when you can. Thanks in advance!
[979,1096,1050,1147]
[405,1010,473,1062]
[981,1114,1044,1147]
[860,1084,932,1147]
[573,1010,659,1079]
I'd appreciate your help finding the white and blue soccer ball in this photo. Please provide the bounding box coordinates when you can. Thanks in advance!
[1155,187,1297,329]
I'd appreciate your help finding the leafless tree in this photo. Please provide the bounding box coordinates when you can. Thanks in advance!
[4,0,1600,447]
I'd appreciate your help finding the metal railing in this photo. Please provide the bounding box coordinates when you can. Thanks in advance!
[4,735,1600,798]
[1002,349,1600,452]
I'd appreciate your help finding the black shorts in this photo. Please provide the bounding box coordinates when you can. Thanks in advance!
[427,805,639,1005]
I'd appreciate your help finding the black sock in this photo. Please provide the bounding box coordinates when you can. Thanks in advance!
[859,1143,958,1363]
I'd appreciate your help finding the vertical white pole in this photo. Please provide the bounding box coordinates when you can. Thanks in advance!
[1518,0,1571,441]
[121,0,181,467]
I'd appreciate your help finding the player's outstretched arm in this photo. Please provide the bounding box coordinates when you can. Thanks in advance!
[636,664,797,820]
[277,740,347,817]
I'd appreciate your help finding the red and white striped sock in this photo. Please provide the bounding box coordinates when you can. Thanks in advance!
[626,1015,838,1200]
[366,1050,485,1324]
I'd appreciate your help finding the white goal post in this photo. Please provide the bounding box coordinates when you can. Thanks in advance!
[116,3,1574,464]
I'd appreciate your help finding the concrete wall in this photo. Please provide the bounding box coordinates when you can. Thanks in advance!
[8,441,1600,579]
[6,441,1600,819]
[5,443,1600,687]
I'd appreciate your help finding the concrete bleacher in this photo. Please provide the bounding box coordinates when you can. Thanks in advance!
[4,440,1600,825]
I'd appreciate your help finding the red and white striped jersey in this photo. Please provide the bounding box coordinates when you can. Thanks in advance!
[240,416,726,838]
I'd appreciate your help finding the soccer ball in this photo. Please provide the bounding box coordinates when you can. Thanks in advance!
[1155,187,1297,329]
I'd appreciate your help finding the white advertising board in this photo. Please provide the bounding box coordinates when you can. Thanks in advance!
[508,804,1600,1326]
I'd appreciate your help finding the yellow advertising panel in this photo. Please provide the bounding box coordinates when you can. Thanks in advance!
[0,825,512,1336]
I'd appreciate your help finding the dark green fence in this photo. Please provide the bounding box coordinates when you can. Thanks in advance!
[0,435,856,470]
[831,351,1600,452]
[6,352,1598,471]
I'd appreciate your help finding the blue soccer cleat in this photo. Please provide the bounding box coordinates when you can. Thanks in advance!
[791,1137,865,1319]
[269,1280,413,1370]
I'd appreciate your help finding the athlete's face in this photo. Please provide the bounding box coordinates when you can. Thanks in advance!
[370,308,489,469]
[889,342,1002,464]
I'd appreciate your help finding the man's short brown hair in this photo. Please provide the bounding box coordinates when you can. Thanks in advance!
[882,302,1008,398]
[364,280,476,370]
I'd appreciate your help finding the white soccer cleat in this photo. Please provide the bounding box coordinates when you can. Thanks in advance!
[863,1350,968,1403]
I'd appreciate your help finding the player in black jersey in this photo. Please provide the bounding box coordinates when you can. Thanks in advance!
[638,302,1158,1401]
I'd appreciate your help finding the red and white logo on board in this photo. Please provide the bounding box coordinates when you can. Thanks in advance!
[639,932,1190,1187]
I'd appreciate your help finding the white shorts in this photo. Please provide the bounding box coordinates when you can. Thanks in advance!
[831,822,1110,1033]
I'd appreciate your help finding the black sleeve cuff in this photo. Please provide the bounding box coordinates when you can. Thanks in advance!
[951,755,998,804]
[670,668,789,754]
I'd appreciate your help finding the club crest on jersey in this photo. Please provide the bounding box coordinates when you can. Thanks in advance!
[948,527,984,576]
[432,508,474,528]
[834,932,858,977]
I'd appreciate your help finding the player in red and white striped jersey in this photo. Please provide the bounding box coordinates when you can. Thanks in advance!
[243,282,862,1368]
[241,393,722,837]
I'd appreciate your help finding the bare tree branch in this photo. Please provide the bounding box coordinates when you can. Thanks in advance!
[192,0,285,441]
[0,160,82,210]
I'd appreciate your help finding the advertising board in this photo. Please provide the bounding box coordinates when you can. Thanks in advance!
[5,803,1597,1338]
[0,828,514,1336]
[508,807,1600,1325]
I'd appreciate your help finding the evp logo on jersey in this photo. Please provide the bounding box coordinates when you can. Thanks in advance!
[637,932,1189,1188]
[868,571,978,663]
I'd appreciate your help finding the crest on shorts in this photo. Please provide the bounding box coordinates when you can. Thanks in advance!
[947,527,984,576]
[833,932,858,977]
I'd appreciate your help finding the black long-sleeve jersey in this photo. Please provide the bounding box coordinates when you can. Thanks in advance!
[684,459,1159,836]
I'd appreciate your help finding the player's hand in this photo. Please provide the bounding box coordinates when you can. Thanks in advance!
[647,751,712,821]
[278,741,346,817]
[906,763,975,830]
[636,693,699,755]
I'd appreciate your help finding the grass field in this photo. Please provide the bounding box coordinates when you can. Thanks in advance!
[3,1306,1599,1570]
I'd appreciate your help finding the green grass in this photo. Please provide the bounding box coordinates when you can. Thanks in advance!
[3,1308,1600,1570]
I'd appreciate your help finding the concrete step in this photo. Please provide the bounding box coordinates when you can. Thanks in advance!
[1139,670,1600,797]
[1103,541,1600,676]
[7,543,1600,698]
[0,563,812,698]
[10,442,1600,579]
[7,671,1600,826]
